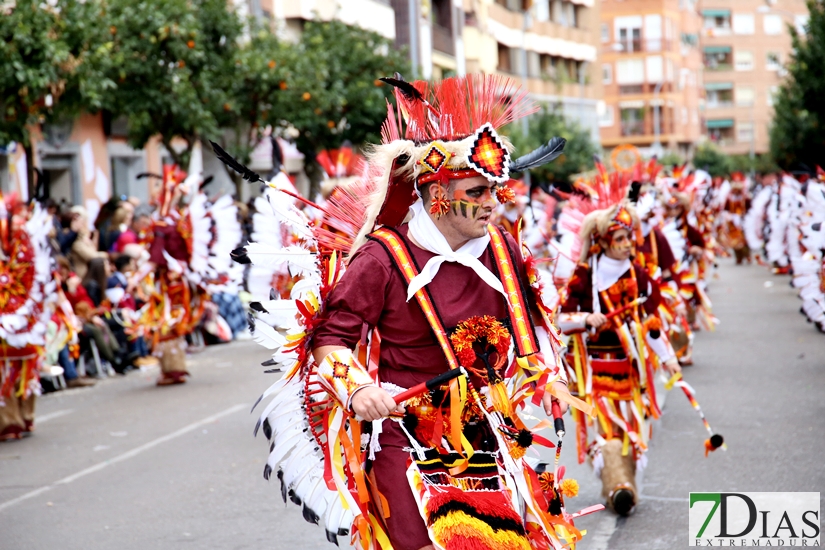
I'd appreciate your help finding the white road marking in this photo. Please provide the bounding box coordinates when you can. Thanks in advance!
[36,409,74,423]
[0,403,245,513]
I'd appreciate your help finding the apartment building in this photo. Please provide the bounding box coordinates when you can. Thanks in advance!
[599,0,703,157]
[459,0,601,143]
[272,0,603,142]
[699,0,809,155]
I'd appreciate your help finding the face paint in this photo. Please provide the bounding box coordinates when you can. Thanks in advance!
[451,188,490,219]
[603,229,633,260]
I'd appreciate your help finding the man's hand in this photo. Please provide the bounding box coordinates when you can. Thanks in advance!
[663,357,682,376]
[585,312,608,329]
[688,245,704,258]
[351,386,402,422]
[542,381,571,416]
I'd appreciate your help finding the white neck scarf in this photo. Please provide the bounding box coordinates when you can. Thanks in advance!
[594,254,631,292]
[405,201,506,301]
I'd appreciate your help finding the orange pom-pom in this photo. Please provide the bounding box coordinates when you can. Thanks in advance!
[496,185,516,204]
[560,478,579,498]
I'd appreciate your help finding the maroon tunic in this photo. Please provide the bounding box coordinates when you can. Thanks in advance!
[149,220,189,266]
[313,224,536,389]
[312,224,536,550]
[561,260,661,357]
[638,227,676,275]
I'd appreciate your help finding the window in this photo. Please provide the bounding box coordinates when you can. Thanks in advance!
[620,107,645,136]
[646,55,663,83]
[527,51,541,78]
[568,3,578,29]
[734,50,754,71]
[601,23,610,43]
[497,43,512,73]
[732,14,754,35]
[703,10,731,34]
[736,86,755,107]
[615,16,643,52]
[602,63,613,84]
[795,15,810,35]
[616,59,645,84]
[766,52,782,71]
[645,14,663,51]
[706,119,735,144]
[535,0,550,22]
[763,14,782,35]
[767,85,779,106]
[706,84,734,108]
[599,103,615,128]
[551,0,563,25]
[704,46,732,70]
[737,122,754,143]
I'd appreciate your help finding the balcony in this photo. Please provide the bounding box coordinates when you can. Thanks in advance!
[621,121,645,137]
[704,47,733,72]
[604,39,674,54]
[432,24,454,56]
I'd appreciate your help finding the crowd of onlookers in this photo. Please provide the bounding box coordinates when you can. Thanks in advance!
[40,196,163,390]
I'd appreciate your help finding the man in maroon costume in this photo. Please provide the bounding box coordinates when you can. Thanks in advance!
[312,174,573,550]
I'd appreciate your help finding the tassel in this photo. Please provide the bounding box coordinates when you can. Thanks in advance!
[429,184,451,218]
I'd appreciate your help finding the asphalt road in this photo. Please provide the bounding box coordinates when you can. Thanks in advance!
[1,258,823,550]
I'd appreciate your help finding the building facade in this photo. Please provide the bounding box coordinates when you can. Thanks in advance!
[463,0,602,144]
[599,0,703,157]
[698,0,809,155]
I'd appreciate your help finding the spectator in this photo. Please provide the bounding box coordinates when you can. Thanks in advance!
[68,207,107,280]
[58,256,126,373]
[82,257,111,307]
[113,206,152,253]
[103,202,135,252]
[106,254,157,367]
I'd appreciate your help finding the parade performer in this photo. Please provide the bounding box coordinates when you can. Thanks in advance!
[0,195,55,439]
[216,74,598,550]
[136,158,242,385]
[720,174,751,264]
[556,181,681,516]
[662,192,717,333]
[791,172,825,332]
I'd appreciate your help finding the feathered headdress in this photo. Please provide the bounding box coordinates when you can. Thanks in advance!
[351,74,544,252]
[558,166,640,262]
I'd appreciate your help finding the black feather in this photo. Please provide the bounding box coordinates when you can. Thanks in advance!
[199,175,214,190]
[303,504,320,525]
[379,75,425,103]
[812,222,821,231]
[263,464,272,480]
[251,393,264,413]
[247,312,256,332]
[261,358,277,367]
[250,301,269,314]
[628,181,642,204]
[209,140,264,183]
[510,137,567,172]
[231,246,250,264]
[278,470,288,502]
[263,368,283,374]
[253,417,262,437]
[136,172,163,180]
[269,288,278,300]
[262,418,272,439]
[271,135,284,175]
[325,530,339,545]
